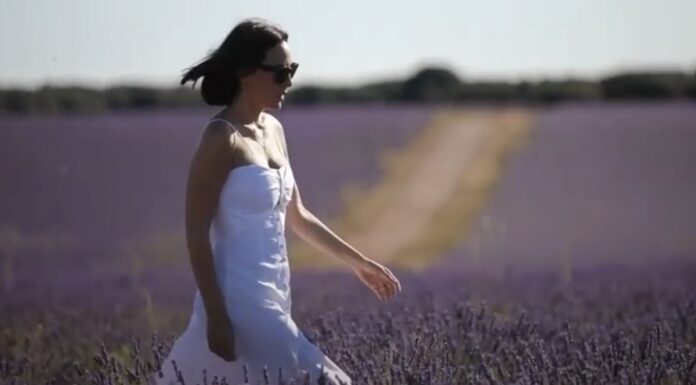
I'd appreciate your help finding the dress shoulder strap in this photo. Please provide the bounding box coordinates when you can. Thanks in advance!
[206,118,246,152]
[207,118,238,132]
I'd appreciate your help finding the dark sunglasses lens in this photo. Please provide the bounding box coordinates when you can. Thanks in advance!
[274,68,296,83]
[264,63,297,83]
[274,70,287,83]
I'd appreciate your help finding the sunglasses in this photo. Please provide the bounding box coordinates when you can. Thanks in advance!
[257,62,299,84]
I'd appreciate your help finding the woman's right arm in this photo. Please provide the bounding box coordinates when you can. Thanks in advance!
[184,122,235,324]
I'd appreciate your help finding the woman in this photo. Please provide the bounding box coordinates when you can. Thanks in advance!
[153,18,401,385]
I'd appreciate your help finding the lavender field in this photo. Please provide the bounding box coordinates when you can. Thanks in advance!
[437,101,696,270]
[0,104,433,289]
[1,102,696,384]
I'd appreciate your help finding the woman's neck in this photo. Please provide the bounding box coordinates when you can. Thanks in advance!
[223,92,264,126]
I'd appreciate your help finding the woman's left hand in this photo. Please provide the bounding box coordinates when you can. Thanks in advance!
[353,258,402,300]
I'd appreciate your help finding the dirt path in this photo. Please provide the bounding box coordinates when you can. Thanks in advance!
[290,107,536,271]
[433,103,696,275]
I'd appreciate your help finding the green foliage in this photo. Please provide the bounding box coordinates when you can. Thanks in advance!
[600,71,694,99]
[2,66,695,115]
[400,67,462,101]
[0,84,206,116]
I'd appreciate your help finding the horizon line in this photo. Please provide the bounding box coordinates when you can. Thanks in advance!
[2,63,694,91]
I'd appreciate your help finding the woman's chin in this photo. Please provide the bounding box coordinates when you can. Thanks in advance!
[266,99,284,110]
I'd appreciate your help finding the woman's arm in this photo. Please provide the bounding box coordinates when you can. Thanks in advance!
[184,122,234,318]
[286,184,368,269]
[267,113,367,269]
[270,113,401,299]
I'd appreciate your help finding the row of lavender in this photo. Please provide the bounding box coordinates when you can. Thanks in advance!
[3,260,695,384]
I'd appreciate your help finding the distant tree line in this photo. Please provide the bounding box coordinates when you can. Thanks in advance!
[2,67,696,115]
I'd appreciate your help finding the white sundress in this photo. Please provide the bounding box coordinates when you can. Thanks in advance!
[152,119,352,385]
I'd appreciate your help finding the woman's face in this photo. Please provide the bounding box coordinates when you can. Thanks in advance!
[241,41,296,110]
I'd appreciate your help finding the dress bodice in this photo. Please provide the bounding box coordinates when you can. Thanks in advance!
[206,154,295,313]
[155,120,352,385]
[210,162,294,241]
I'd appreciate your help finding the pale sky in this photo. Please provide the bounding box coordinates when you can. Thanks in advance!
[1,0,695,89]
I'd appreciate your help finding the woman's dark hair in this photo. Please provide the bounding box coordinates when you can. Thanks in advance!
[180,18,289,106]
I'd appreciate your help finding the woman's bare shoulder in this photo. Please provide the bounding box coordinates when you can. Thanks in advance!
[195,120,238,158]
[203,119,238,139]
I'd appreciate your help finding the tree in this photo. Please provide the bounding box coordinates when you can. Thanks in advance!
[400,67,462,102]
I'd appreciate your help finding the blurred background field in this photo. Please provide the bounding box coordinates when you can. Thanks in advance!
[2,100,695,384]
[2,1,696,384]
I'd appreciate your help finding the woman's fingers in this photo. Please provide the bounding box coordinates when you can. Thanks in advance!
[373,280,394,299]
[372,273,397,298]
[369,276,386,299]
[375,285,387,300]
[373,263,400,292]
[360,259,401,299]
[225,334,236,361]
[377,267,399,297]
[221,339,236,361]
[223,340,234,361]
[209,337,235,361]
[209,340,223,359]
[385,268,401,292]
[212,340,225,360]
[379,285,390,300]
